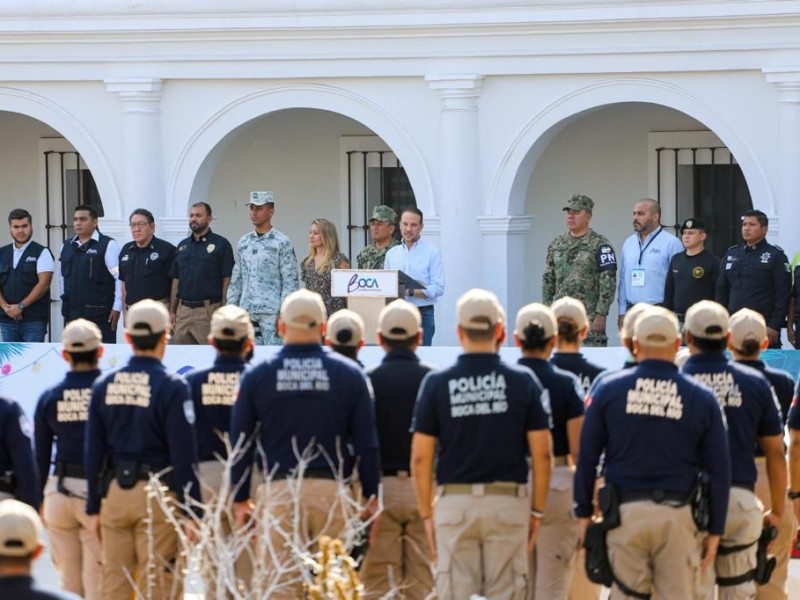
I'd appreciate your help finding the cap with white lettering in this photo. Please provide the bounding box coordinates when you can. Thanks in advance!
[247,191,274,207]
[456,288,504,331]
[210,305,254,341]
[377,299,421,340]
[126,299,170,337]
[0,499,43,558]
[685,300,729,340]
[62,318,102,352]
[622,302,653,341]
[551,296,589,332]
[326,309,365,347]
[729,308,767,350]
[280,289,326,330]
[634,307,680,347]
[515,303,557,341]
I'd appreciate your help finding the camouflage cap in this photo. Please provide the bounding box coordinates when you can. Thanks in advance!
[563,194,594,213]
[369,205,397,223]
[248,191,274,206]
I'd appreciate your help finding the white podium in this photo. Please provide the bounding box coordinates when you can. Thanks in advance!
[331,269,400,344]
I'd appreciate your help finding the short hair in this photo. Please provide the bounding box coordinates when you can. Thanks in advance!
[74,204,98,220]
[742,209,768,228]
[213,337,248,355]
[129,332,163,351]
[462,326,498,343]
[638,198,661,216]
[735,338,762,357]
[191,202,212,217]
[331,345,359,361]
[690,335,727,353]
[129,208,154,224]
[400,206,424,223]
[380,333,418,350]
[0,554,33,568]
[8,209,31,224]
[66,349,99,367]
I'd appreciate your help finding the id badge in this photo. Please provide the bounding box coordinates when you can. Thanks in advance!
[631,268,646,287]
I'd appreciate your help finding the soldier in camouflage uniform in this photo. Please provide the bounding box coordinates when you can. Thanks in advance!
[356,205,399,269]
[226,191,299,345]
[542,194,617,347]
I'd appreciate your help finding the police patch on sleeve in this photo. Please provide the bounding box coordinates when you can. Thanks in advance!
[19,414,32,439]
[183,400,196,425]
[596,245,617,272]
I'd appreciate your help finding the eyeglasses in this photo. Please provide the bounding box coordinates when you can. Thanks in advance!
[130,221,152,229]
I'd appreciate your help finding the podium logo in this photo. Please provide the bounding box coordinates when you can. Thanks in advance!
[348,273,380,293]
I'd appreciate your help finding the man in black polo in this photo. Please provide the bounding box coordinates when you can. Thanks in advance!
[663,218,719,323]
[59,204,122,343]
[170,202,234,344]
[0,209,54,343]
[118,209,175,321]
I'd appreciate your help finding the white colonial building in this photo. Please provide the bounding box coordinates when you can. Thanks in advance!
[0,0,799,344]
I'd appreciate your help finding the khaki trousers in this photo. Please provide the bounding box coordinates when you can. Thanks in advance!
[529,466,578,600]
[755,458,797,600]
[360,474,434,599]
[100,480,180,600]
[43,476,102,600]
[173,301,220,345]
[434,485,529,600]
[606,502,702,599]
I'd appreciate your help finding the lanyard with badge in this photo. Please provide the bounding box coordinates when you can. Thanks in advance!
[631,228,662,287]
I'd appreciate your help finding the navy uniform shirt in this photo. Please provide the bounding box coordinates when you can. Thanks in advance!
[230,344,380,501]
[792,264,800,327]
[0,575,80,599]
[171,230,234,303]
[367,348,436,472]
[518,357,584,458]
[682,353,782,488]
[34,370,101,494]
[785,379,800,430]
[85,356,199,515]
[550,351,606,395]
[0,397,40,509]
[738,359,793,457]
[716,239,791,331]
[185,355,246,462]
[663,249,720,317]
[411,353,549,485]
[118,237,176,305]
[575,360,731,534]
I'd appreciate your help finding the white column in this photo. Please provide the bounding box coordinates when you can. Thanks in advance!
[426,74,483,345]
[764,69,800,254]
[105,78,164,230]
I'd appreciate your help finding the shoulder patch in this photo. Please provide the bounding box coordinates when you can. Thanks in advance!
[183,400,196,425]
[596,245,617,271]
[18,414,32,439]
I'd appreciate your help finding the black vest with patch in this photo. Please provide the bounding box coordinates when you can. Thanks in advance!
[0,242,50,322]
[60,234,115,319]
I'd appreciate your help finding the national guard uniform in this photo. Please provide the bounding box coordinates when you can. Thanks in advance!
[0,397,39,509]
[682,302,785,600]
[85,300,200,599]
[118,236,175,308]
[171,228,234,344]
[575,307,731,599]
[356,205,399,270]
[411,289,552,600]
[542,195,617,347]
[360,300,435,599]
[33,319,102,600]
[716,238,790,348]
[514,303,584,600]
[230,290,380,596]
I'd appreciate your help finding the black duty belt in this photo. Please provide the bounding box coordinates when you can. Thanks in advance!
[181,298,220,309]
[273,468,337,481]
[619,489,688,505]
[55,462,86,479]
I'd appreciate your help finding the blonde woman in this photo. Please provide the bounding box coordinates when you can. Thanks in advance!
[301,218,350,316]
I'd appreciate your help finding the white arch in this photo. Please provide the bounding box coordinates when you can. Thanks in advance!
[0,86,121,218]
[168,84,435,218]
[489,77,774,217]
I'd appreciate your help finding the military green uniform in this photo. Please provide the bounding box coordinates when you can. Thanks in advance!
[226,228,299,345]
[542,229,617,346]
[357,239,399,270]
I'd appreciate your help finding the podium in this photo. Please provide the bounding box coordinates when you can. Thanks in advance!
[331,269,425,344]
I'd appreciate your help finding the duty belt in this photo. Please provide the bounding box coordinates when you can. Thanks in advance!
[181,298,220,309]
[619,489,688,506]
[441,482,527,498]
[273,468,337,481]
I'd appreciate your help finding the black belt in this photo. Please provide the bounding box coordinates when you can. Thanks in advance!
[181,298,220,309]
[619,489,688,505]
[382,468,410,477]
[55,462,86,479]
[0,481,14,494]
[418,305,434,312]
[273,468,336,481]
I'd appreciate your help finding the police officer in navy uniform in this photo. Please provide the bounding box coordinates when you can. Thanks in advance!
[0,398,39,510]
[549,296,606,395]
[33,319,102,600]
[85,299,200,599]
[514,302,584,600]
[59,204,122,343]
[663,218,719,322]
[681,301,786,599]
[360,300,435,599]
[411,288,553,600]
[170,202,234,345]
[788,384,800,529]
[118,209,175,317]
[230,289,380,596]
[0,208,54,343]
[716,209,791,348]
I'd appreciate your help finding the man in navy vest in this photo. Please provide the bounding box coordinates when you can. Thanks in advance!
[59,205,122,343]
[0,209,54,342]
